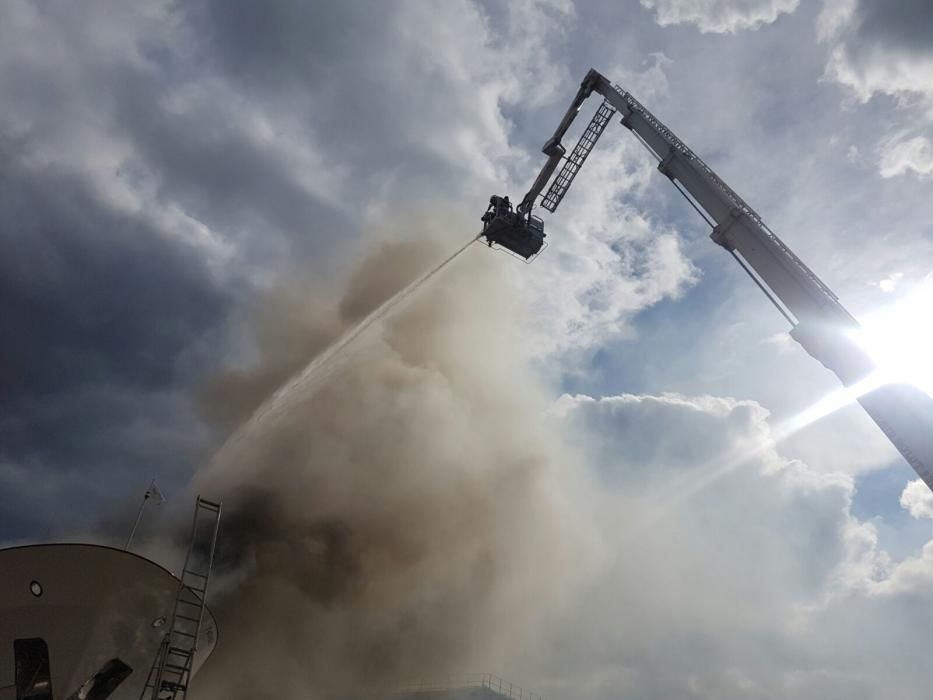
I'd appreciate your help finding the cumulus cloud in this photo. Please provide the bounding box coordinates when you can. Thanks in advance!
[875,271,904,292]
[640,0,799,33]
[521,55,700,358]
[518,392,933,700]
[527,196,700,357]
[879,135,933,178]
[900,478,933,519]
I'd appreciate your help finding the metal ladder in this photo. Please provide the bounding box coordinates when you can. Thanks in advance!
[140,496,222,700]
[541,100,616,212]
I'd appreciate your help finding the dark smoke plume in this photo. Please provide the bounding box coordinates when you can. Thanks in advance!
[190,225,577,699]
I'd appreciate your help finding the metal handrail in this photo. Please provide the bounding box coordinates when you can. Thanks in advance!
[395,673,544,700]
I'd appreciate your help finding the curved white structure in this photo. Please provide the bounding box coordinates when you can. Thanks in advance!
[0,543,217,700]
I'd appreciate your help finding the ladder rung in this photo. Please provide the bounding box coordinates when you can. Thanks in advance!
[175,614,200,623]
[184,570,209,579]
[172,630,197,638]
[168,647,193,657]
[164,663,191,672]
[197,497,222,510]
[177,598,202,607]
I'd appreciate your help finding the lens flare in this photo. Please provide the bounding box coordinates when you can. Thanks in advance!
[773,280,933,443]
[851,281,933,397]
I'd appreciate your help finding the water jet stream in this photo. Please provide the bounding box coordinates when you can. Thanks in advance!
[212,234,479,467]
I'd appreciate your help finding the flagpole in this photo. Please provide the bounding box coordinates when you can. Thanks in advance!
[125,482,154,551]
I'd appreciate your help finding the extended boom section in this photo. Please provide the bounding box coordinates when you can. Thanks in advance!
[485,68,933,489]
[590,73,847,328]
[595,75,933,489]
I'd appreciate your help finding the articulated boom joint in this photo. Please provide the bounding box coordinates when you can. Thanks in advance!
[657,148,677,181]
[710,208,744,250]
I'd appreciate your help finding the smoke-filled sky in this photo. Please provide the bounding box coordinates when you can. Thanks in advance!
[3,1,933,699]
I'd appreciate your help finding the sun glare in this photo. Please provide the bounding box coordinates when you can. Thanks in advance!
[852,281,933,397]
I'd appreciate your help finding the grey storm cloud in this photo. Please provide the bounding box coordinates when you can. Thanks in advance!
[0,0,423,539]
[821,0,933,103]
[841,0,933,58]
[0,143,229,539]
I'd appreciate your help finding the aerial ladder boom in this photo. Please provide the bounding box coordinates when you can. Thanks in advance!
[491,69,933,489]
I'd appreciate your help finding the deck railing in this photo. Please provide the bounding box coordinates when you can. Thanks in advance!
[396,673,543,700]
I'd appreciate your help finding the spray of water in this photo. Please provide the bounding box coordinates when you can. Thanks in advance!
[211,234,480,470]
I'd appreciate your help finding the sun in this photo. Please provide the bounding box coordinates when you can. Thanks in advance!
[851,280,933,397]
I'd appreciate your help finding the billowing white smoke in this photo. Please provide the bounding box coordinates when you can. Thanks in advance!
[189,226,583,699]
